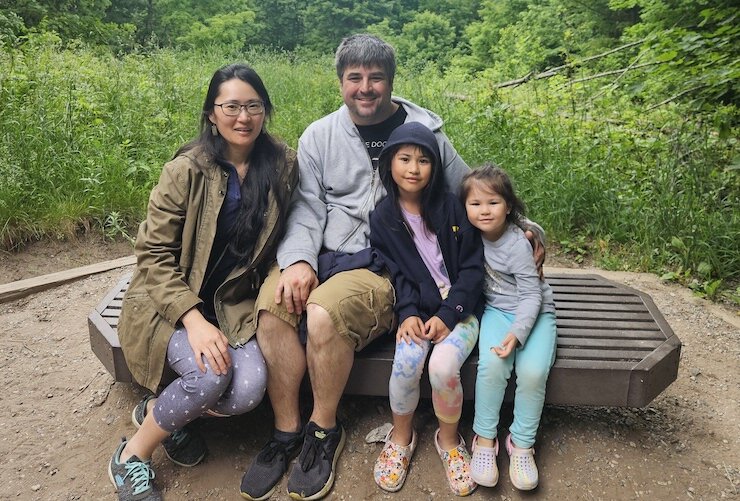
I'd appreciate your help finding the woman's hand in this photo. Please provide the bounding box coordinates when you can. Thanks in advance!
[181,309,231,375]
[425,316,450,344]
[397,316,426,345]
[492,333,518,358]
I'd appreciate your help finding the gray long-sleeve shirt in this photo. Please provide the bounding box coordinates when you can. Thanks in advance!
[482,224,556,346]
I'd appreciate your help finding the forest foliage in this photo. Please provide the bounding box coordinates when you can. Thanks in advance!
[0,0,738,300]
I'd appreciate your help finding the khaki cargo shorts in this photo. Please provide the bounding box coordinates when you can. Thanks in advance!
[255,263,395,351]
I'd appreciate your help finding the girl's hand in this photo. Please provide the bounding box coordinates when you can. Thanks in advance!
[492,333,518,358]
[425,316,450,344]
[181,309,232,375]
[397,316,425,345]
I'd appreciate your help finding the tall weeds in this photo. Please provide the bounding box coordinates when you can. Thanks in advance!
[0,38,737,292]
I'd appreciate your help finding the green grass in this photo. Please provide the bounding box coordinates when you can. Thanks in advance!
[0,38,737,297]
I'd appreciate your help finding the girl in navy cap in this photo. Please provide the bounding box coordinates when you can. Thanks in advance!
[369,121,484,496]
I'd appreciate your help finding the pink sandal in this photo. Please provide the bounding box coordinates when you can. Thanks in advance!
[373,427,417,492]
[434,429,477,496]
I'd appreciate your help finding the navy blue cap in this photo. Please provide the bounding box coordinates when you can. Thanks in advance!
[379,121,441,167]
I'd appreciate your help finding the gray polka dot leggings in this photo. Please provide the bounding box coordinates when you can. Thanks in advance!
[151,327,267,433]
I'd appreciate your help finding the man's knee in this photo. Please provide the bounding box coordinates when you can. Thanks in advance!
[257,310,293,338]
[305,303,341,347]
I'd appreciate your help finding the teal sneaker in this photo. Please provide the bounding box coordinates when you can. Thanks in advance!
[108,438,161,501]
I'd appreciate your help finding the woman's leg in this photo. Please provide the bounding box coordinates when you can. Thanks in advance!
[473,307,516,442]
[508,312,557,448]
[121,327,232,461]
[208,337,267,416]
[151,327,233,431]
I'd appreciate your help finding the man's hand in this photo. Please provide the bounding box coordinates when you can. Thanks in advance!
[274,261,319,315]
[492,333,518,359]
[397,316,425,345]
[524,229,546,280]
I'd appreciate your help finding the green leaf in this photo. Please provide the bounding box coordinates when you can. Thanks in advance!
[670,237,687,250]
[697,261,713,278]
[655,50,678,62]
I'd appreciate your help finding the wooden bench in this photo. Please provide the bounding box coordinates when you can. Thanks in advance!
[88,273,681,407]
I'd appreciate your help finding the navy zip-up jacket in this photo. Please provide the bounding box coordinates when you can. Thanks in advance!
[369,192,484,330]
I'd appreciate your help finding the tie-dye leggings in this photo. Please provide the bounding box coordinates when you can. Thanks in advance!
[150,327,267,433]
[388,315,479,423]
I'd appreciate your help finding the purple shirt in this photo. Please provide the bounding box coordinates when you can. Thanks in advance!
[401,207,451,299]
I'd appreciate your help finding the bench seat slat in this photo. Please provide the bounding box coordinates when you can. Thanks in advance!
[557,337,664,349]
[552,286,635,295]
[555,310,654,321]
[554,301,648,312]
[556,347,648,361]
[551,359,638,370]
[546,277,612,286]
[557,318,661,330]
[556,327,667,340]
[102,307,123,317]
[552,293,643,303]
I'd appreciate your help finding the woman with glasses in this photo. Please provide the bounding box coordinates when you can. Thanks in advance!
[108,63,297,501]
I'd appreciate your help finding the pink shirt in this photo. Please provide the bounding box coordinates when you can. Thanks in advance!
[402,207,451,299]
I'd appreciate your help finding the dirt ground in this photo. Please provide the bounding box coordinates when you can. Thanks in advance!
[0,237,738,501]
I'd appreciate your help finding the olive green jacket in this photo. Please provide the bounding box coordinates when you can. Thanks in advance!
[118,144,298,392]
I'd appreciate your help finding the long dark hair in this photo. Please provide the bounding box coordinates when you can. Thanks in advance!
[378,143,446,232]
[176,63,288,265]
[459,163,526,225]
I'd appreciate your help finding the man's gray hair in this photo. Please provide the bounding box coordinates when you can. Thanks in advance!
[335,34,396,85]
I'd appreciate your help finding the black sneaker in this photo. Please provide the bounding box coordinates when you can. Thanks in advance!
[108,438,161,501]
[132,395,207,467]
[240,432,304,500]
[287,421,346,500]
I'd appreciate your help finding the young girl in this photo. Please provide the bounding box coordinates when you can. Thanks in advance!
[461,164,557,491]
[369,122,484,496]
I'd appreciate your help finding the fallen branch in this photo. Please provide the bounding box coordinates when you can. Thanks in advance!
[559,61,664,87]
[646,84,707,111]
[492,38,648,89]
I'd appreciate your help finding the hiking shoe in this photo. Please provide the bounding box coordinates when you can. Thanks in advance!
[505,434,538,490]
[132,394,207,467]
[108,438,161,501]
[287,421,346,500]
[240,432,304,500]
[470,434,499,487]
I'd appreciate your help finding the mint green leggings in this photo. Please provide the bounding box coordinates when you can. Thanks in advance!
[473,306,557,448]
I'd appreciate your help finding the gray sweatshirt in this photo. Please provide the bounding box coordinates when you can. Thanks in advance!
[277,96,470,271]
[482,224,556,346]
